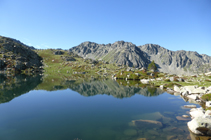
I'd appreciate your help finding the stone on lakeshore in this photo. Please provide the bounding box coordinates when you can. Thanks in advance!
[190,88,206,94]
[188,99,200,104]
[176,116,191,121]
[181,90,189,96]
[160,85,164,89]
[189,108,204,119]
[132,119,163,129]
[206,101,211,108]
[188,116,211,135]
[182,115,190,118]
[184,105,197,108]
[140,79,149,84]
[187,95,199,100]
[174,85,180,93]
[183,86,197,93]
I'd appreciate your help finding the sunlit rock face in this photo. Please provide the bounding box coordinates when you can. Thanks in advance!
[70,41,211,75]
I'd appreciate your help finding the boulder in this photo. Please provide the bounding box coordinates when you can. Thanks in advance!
[184,105,197,108]
[174,85,180,93]
[132,119,163,129]
[206,101,211,108]
[188,116,211,135]
[189,108,204,119]
[140,79,150,84]
[183,86,197,93]
[187,95,199,100]
[181,90,189,96]
[191,88,206,94]
[176,116,191,121]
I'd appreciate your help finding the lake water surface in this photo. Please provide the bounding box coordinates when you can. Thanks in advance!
[0,75,201,140]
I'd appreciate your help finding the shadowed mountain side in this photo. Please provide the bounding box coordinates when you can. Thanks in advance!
[67,79,164,98]
[0,74,43,104]
[70,41,211,75]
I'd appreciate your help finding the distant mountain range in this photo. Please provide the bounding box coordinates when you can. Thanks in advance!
[70,41,211,75]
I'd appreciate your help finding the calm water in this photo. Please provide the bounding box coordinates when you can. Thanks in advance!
[0,75,201,140]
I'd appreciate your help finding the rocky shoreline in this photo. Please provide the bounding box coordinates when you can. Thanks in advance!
[167,85,211,136]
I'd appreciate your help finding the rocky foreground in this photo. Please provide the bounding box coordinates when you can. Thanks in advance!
[170,85,211,136]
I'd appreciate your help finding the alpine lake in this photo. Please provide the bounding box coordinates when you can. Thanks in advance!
[0,74,206,140]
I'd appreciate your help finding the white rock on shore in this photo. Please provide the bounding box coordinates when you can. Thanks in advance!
[170,84,211,136]
[188,111,211,135]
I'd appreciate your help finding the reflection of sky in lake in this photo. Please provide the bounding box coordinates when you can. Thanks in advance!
[0,86,201,140]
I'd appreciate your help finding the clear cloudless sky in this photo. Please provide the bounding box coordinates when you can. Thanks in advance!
[0,0,211,55]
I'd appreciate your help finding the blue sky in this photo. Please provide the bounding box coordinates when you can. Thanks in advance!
[0,0,211,55]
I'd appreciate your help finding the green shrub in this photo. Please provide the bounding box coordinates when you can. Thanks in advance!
[148,60,157,71]
[164,79,170,82]
[201,94,211,101]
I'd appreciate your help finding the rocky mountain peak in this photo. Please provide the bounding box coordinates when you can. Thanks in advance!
[113,41,136,48]
[70,40,211,75]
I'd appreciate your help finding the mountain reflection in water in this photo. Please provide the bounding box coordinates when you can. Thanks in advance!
[0,75,210,140]
[0,74,42,104]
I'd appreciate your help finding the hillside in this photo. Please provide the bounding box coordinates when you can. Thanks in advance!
[70,41,211,75]
[0,36,43,74]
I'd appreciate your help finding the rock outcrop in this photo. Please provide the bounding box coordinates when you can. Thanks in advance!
[70,41,211,75]
[0,35,43,72]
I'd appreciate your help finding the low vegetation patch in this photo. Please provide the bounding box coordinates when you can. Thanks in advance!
[201,94,211,101]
